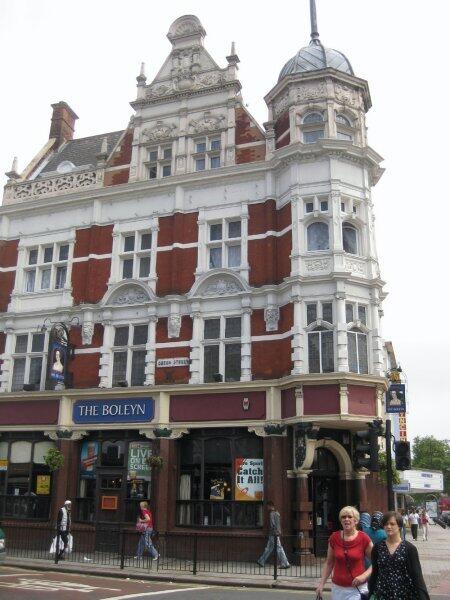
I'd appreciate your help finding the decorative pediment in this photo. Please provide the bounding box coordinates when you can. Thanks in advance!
[198,276,244,297]
[141,121,177,143]
[167,15,206,44]
[104,283,153,307]
[189,112,226,134]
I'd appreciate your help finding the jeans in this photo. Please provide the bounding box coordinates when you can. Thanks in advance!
[411,524,418,540]
[258,535,289,567]
[136,528,158,558]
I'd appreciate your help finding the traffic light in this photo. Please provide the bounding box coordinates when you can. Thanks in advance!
[354,421,381,471]
[394,441,411,470]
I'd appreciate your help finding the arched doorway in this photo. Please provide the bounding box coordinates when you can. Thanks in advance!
[310,447,340,556]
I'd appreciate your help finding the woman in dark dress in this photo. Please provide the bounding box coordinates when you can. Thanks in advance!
[368,511,430,600]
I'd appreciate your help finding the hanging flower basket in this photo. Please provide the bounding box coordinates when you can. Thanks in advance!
[147,455,164,469]
[44,447,65,472]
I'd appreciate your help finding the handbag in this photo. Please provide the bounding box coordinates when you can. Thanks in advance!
[136,521,147,533]
[342,532,370,600]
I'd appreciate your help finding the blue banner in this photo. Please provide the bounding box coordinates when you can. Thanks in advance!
[73,398,154,424]
[386,384,406,413]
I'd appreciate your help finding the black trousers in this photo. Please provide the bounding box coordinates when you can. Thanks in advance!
[58,530,69,556]
[411,524,418,540]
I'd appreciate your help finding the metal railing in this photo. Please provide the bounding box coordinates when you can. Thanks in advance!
[176,500,263,528]
[0,523,325,580]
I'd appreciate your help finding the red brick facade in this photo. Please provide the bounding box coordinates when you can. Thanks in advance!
[72,225,113,305]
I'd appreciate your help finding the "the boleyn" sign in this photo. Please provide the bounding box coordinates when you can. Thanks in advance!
[73,398,154,424]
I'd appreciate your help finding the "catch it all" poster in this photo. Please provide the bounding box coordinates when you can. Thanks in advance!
[235,458,264,501]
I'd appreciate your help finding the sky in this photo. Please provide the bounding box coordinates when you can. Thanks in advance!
[0,0,449,442]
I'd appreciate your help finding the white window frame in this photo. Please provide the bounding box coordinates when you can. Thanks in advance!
[10,332,49,391]
[345,302,368,327]
[192,135,222,172]
[335,112,355,142]
[111,323,149,387]
[301,111,325,144]
[201,315,242,383]
[207,219,242,270]
[347,328,369,374]
[145,143,173,179]
[22,242,72,293]
[342,222,360,255]
[119,230,153,280]
[305,323,335,374]
[306,221,330,252]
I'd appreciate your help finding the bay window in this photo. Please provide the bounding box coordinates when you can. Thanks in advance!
[348,328,368,374]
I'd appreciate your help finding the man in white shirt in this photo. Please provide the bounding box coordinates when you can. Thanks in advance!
[408,508,420,541]
[56,500,72,559]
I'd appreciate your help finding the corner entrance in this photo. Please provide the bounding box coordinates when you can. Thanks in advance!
[310,447,340,556]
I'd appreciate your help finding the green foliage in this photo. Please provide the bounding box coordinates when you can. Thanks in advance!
[412,436,450,494]
[43,447,65,472]
[378,451,400,485]
[147,455,164,469]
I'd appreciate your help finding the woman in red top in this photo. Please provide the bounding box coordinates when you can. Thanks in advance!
[135,501,159,561]
[316,506,373,600]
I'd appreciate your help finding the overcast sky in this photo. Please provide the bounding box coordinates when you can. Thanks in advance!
[0,1,449,442]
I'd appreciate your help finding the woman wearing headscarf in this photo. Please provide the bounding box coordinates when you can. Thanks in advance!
[368,511,430,600]
[316,506,373,600]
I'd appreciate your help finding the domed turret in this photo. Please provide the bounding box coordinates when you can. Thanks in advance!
[278,0,353,81]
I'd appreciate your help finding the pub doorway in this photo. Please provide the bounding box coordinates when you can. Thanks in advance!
[310,447,340,556]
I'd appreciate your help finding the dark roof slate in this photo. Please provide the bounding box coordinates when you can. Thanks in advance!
[38,131,124,176]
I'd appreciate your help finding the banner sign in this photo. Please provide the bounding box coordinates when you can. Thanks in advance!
[386,383,406,413]
[36,474,51,495]
[235,458,264,501]
[80,441,99,478]
[73,398,154,424]
[156,358,189,368]
[47,323,70,385]
[128,442,152,479]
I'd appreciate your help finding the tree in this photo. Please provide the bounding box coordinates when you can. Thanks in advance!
[378,451,400,485]
[412,436,450,494]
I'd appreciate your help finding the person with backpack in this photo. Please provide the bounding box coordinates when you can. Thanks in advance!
[135,501,159,561]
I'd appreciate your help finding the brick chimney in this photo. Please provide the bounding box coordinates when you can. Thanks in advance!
[49,101,78,147]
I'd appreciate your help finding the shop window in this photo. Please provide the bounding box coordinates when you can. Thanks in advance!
[0,438,54,520]
[308,327,334,373]
[348,328,368,374]
[111,324,148,386]
[120,231,152,280]
[177,430,263,528]
[207,219,242,269]
[23,242,71,293]
[101,440,125,467]
[203,316,241,382]
[10,332,48,392]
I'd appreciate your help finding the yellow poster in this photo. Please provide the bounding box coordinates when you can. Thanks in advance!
[36,475,51,495]
[0,459,7,471]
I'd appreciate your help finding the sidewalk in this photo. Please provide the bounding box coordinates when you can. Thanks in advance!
[409,523,450,597]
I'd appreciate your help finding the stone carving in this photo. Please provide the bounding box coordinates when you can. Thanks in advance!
[305,258,330,272]
[296,82,326,102]
[111,287,149,305]
[189,112,226,134]
[168,314,182,338]
[142,121,177,142]
[202,278,241,296]
[264,307,280,332]
[81,321,94,345]
[8,171,98,201]
[344,259,365,275]
[167,15,205,42]
[145,71,225,101]
[273,93,290,117]
[335,83,358,107]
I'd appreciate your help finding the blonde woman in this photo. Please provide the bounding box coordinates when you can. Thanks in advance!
[316,506,373,600]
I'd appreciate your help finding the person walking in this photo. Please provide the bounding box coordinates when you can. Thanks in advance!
[56,500,72,560]
[316,506,372,600]
[257,500,290,569]
[368,511,430,599]
[420,509,430,541]
[135,501,159,561]
[400,509,408,541]
[408,508,420,541]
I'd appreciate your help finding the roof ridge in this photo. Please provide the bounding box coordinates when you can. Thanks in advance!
[65,130,125,143]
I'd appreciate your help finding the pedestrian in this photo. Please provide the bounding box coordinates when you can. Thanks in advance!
[408,508,420,541]
[135,501,159,561]
[400,509,408,541]
[368,511,430,599]
[257,500,290,570]
[56,500,72,560]
[316,506,372,600]
[420,509,430,541]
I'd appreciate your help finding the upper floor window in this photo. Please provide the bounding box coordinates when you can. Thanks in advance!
[120,231,152,280]
[342,223,358,254]
[111,324,148,387]
[336,113,354,142]
[307,222,329,251]
[147,145,172,179]
[11,333,47,391]
[203,316,241,383]
[304,197,328,214]
[348,328,368,374]
[208,220,241,269]
[302,112,324,144]
[346,303,367,325]
[24,243,70,293]
[308,327,334,373]
[194,136,221,171]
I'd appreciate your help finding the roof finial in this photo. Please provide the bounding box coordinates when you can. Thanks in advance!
[136,62,147,86]
[310,0,320,44]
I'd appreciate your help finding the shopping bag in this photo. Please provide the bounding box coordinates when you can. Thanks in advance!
[49,534,73,554]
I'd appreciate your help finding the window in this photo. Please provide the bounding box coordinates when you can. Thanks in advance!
[302,112,324,144]
[207,220,241,269]
[336,113,354,142]
[177,429,263,528]
[203,316,241,382]
[320,200,328,212]
[112,324,148,386]
[23,243,70,293]
[305,202,314,213]
[346,303,354,323]
[147,145,173,179]
[307,222,329,251]
[358,305,367,325]
[348,328,368,374]
[119,231,152,280]
[193,136,221,171]
[11,333,47,391]
[342,223,358,254]
[308,327,334,373]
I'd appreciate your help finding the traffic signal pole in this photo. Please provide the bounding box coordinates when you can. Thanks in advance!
[385,418,395,510]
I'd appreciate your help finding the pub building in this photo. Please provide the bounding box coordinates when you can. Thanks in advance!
[0,4,390,554]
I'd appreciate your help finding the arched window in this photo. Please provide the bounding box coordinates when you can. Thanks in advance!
[308,326,334,373]
[302,112,324,144]
[348,328,368,374]
[336,113,353,141]
[307,222,329,251]
[336,114,351,127]
[342,223,358,254]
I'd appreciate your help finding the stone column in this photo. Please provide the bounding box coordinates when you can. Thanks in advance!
[145,314,157,385]
[264,434,288,532]
[241,302,252,382]
[51,440,74,522]
[335,291,349,372]
[295,471,313,552]
[189,307,202,384]
[152,438,177,532]
[370,295,384,375]
[354,471,369,512]
[291,285,304,375]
